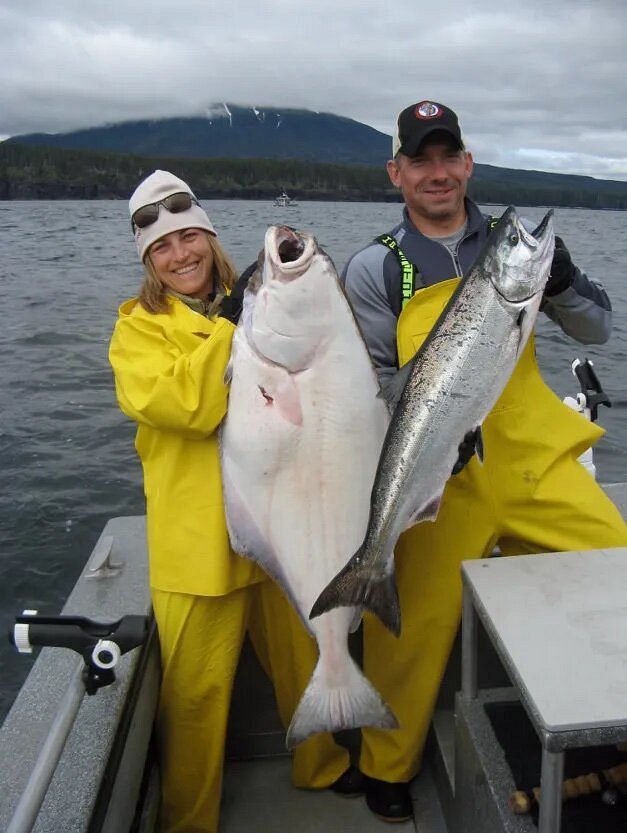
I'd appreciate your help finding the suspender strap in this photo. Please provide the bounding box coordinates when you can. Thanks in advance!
[375,234,423,309]
[377,217,494,311]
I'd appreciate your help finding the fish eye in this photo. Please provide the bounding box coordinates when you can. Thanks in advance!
[509,233,519,246]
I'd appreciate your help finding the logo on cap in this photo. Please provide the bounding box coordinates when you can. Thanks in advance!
[415,101,442,120]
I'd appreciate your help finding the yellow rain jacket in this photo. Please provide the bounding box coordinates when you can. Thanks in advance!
[109,295,350,833]
[109,295,264,596]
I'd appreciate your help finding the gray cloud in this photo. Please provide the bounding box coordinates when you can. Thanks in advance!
[1,0,626,179]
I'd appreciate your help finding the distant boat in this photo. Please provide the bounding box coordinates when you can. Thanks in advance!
[273,191,298,207]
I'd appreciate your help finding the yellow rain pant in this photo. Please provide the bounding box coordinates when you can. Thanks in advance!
[249,579,351,788]
[152,582,349,833]
[357,278,627,782]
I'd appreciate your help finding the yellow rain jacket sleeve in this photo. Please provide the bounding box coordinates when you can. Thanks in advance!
[109,296,264,596]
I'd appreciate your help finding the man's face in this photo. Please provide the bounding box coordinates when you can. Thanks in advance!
[386,133,473,230]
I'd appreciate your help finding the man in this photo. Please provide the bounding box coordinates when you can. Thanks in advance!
[337,100,627,822]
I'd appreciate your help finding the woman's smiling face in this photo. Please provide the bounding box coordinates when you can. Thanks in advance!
[148,228,215,299]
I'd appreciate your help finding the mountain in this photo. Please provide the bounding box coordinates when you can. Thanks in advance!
[4,104,391,167]
[2,105,627,207]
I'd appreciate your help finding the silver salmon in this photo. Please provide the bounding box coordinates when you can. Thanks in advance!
[310,206,555,635]
[220,225,397,747]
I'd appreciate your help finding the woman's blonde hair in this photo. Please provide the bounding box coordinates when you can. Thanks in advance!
[137,231,238,314]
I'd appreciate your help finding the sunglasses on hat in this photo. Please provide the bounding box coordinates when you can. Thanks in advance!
[131,192,200,231]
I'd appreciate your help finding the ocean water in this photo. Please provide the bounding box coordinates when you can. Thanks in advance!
[0,199,626,720]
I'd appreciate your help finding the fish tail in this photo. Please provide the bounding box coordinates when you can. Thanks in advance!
[285,656,398,749]
[309,549,401,636]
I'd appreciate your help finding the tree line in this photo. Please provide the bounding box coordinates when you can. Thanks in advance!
[1,141,627,209]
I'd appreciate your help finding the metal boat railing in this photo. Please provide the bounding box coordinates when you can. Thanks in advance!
[6,612,150,833]
[7,660,86,833]
[0,517,158,833]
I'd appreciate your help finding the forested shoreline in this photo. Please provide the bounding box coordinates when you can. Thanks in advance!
[2,142,627,209]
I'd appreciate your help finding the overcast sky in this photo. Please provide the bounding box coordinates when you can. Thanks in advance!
[2,0,627,180]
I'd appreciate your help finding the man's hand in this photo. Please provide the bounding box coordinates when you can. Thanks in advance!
[544,236,575,297]
[218,261,257,325]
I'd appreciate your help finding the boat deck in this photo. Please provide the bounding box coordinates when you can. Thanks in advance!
[1,483,625,832]
[220,756,448,833]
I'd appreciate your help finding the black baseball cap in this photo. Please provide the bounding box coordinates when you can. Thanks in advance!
[392,101,464,157]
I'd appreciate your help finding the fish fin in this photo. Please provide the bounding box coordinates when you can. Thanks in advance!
[516,307,535,357]
[348,607,363,633]
[285,655,398,749]
[224,357,233,385]
[516,308,526,355]
[377,363,413,412]
[310,548,401,637]
[222,456,315,636]
[408,495,442,525]
[224,327,242,385]
[260,373,303,426]
[451,426,483,475]
[222,458,268,561]
[476,426,484,463]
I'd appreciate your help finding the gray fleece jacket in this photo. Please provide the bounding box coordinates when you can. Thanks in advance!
[341,199,612,384]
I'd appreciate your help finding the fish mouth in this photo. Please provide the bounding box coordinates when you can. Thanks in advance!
[516,208,554,255]
[530,209,554,241]
[265,226,317,281]
[488,206,555,303]
[277,226,306,262]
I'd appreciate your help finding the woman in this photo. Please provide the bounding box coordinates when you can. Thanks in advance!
[109,171,350,833]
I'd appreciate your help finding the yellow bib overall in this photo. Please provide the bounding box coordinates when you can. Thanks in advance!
[358,278,627,783]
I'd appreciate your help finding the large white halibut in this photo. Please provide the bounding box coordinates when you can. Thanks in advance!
[220,226,396,747]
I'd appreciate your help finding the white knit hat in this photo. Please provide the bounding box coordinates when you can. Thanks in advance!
[129,170,216,261]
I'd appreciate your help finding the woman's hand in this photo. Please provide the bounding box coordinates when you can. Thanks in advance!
[219,261,257,325]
